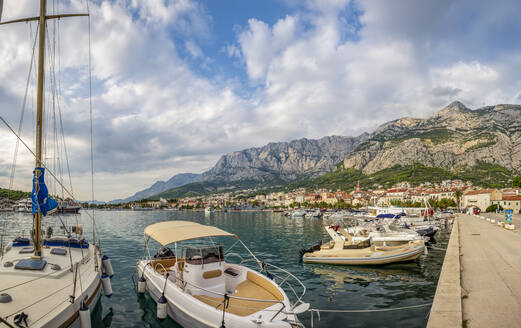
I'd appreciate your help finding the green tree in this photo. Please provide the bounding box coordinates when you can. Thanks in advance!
[454,189,463,212]
[486,204,503,213]
[513,175,521,188]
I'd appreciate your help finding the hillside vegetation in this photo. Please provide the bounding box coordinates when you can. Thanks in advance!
[0,188,31,201]
[286,162,514,191]
[149,162,515,199]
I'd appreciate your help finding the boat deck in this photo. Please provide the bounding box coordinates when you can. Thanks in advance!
[0,241,100,327]
[193,271,283,317]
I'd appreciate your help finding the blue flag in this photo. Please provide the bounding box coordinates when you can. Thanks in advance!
[32,167,58,216]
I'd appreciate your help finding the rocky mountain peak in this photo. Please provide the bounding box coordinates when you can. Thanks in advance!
[344,102,521,175]
[431,100,470,118]
[447,100,468,110]
[201,134,369,183]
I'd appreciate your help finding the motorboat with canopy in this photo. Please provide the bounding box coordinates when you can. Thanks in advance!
[136,220,308,328]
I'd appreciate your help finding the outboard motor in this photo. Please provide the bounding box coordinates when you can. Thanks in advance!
[299,240,322,256]
[154,247,175,259]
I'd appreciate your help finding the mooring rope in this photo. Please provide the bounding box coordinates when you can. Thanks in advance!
[427,246,447,251]
[308,303,432,328]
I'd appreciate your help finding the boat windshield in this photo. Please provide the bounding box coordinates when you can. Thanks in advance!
[184,245,224,265]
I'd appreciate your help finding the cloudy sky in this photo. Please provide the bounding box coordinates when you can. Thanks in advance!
[1,0,520,201]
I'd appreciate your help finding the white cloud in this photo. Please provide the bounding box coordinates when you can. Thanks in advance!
[1,0,520,200]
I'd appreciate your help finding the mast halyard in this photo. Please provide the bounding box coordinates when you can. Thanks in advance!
[0,1,89,258]
[33,0,47,258]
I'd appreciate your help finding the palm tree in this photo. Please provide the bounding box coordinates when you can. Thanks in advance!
[454,189,463,213]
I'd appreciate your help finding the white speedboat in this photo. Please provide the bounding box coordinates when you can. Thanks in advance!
[132,205,154,211]
[346,222,424,246]
[13,198,32,213]
[304,210,322,218]
[0,2,111,326]
[136,221,308,327]
[301,225,425,265]
[290,210,306,218]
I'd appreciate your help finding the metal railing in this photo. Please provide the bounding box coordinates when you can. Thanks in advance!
[140,256,306,323]
[232,256,307,310]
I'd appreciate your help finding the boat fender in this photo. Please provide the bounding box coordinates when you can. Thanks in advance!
[101,273,113,298]
[137,275,146,294]
[79,300,92,328]
[102,255,114,278]
[424,246,428,256]
[157,295,168,320]
[73,225,83,235]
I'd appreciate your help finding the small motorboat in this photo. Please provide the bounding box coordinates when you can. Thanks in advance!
[136,220,308,327]
[409,225,438,238]
[290,210,306,218]
[301,225,425,265]
[347,221,424,247]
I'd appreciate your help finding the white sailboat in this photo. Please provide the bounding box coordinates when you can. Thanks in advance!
[0,1,112,327]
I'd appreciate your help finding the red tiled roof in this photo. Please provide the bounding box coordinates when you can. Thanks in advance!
[464,189,496,195]
[502,196,521,201]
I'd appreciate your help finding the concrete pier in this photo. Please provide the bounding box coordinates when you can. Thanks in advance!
[427,219,462,328]
[428,214,521,328]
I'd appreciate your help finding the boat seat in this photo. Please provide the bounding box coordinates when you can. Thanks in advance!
[193,271,284,317]
[151,258,177,275]
[202,269,222,279]
[320,242,334,249]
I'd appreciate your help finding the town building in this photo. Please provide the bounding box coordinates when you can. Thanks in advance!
[462,189,501,211]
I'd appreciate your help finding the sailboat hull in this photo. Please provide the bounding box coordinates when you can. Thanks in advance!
[0,243,103,328]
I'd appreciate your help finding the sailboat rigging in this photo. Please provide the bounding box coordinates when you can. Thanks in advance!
[0,1,114,327]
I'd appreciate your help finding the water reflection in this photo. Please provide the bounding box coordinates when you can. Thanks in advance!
[0,210,449,328]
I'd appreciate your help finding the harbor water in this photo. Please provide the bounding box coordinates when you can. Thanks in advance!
[0,210,449,328]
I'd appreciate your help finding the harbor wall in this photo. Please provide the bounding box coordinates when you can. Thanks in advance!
[427,218,462,328]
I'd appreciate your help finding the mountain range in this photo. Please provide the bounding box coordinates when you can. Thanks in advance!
[343,101,521,173]
[111,173,201,203]
[114,101,521,202]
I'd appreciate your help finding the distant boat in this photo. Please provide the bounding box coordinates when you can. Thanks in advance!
[290,209,306,218]
[204,206,213,214]
[132,205,154,211]
[301,225,425,265]
[13,198,32,213]
[55,200,81,214]
[347,221,424,246]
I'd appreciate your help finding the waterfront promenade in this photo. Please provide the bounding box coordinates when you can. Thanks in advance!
[428,213,521,328]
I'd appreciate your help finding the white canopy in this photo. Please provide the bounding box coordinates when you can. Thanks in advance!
[144,220,236,246]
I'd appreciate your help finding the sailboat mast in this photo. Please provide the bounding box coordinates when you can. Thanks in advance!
[34,0,47,257]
